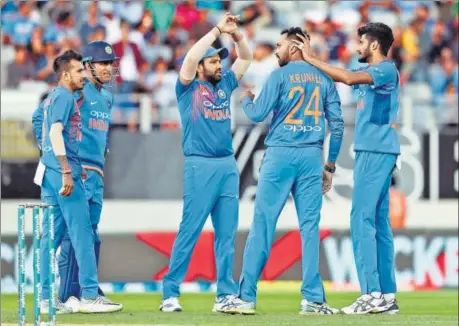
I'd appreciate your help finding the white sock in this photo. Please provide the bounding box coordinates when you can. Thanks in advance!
[384,293,395,302]
[370,291,382,298]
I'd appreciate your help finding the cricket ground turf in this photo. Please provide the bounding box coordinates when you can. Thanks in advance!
[1,291,457,325]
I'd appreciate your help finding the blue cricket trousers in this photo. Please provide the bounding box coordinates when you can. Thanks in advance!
[40,168,98,300]
[58,169,104,301]
[162,155,239,299]
[351,151,397,294]
[239,146,326,303]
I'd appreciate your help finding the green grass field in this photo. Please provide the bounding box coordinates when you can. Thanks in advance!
[1,291,458,325]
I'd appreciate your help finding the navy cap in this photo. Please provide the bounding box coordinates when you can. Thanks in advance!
[201,47,229,62]
[82,41,119,63]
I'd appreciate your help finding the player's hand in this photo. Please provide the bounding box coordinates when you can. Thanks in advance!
[241,90,255,102]
[82,168,87,181]
[322,170,333,194]
[217,12,240,34]
[59,172,74,197]
[291,33,313,62]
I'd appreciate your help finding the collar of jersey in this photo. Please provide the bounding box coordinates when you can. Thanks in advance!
[289,60,308,65]
[367,59,395,67]
[196,78,219,91]
[55,85,72,96]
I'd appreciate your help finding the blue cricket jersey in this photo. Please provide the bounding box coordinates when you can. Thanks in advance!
[242,61,344,163]
[39,86,83,177]
[77,81,113,174]
[176,70,239,158]
[33,81,113,175]
[352,60,401,155]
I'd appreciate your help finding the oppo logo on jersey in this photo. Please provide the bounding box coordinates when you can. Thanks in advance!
[89,110,109,131]
[203,101,230,121]
[283,125,322,132]
[90,110,110,120]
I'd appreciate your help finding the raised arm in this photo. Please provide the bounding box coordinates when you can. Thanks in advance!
[292,34,374,86]
[230,30,253,80]
[179,13,239,85]
[306,58,373,86]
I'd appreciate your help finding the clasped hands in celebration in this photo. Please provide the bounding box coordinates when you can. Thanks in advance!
[216,12,240,35]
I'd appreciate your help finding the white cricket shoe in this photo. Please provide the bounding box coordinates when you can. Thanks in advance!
[79,295,123,313]
[212,294,236,312]
[64,296,80,313]
[40,298,73,314]
[159,297,183,312]
[371,298,400,315]
[299,299,340,315]
[341,292,388,315]
[220,297,256,315]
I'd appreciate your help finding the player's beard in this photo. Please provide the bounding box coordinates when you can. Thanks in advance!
[97,73,112,84]
[358,47,371,63]
[95,66,115,84]
[205,70,222,85]
[276,53,289,67]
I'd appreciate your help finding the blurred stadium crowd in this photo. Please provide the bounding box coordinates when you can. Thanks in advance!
[2,0,458,129]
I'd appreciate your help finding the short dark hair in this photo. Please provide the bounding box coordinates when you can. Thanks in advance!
[358,22,394,56]
[53,49,83,78]
[281,27,311,42]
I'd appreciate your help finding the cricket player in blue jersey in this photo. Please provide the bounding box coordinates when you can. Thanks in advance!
[293,22,401,314]
[59,40,122,311]
[33,42,122,313]
[221,27,344,316]
[34,50,119,314]
[159,13,252,313]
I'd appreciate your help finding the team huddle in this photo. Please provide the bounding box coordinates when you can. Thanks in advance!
[33,12,400,316]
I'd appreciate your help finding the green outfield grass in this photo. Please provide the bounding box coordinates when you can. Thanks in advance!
[1,291,458,325]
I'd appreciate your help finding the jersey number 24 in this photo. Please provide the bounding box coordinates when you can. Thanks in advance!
[284,86,322,125]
